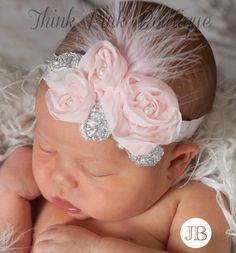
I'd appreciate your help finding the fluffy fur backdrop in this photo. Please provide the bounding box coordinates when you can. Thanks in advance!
[0,0,235,252]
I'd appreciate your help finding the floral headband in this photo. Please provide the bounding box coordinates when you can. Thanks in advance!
[42,40,204,167]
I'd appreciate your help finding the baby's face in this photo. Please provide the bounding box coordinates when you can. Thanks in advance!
[32,81,175,221]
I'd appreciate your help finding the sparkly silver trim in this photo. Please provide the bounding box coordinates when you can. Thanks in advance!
[128,146,164,166]
[47,52,83,72]
[117,143,125,150]
[80,104,111,141]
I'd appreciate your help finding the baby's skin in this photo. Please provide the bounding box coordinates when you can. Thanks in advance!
[0,81,231,253]
[33,180,230,253]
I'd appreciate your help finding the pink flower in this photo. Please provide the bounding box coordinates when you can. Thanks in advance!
[44,69,96,123]
[101,73,182,155]
[79,40,128,92]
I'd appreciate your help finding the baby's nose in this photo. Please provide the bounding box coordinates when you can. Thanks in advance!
[52,169,78,189]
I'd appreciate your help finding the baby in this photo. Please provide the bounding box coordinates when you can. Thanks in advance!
[0,1,233,253]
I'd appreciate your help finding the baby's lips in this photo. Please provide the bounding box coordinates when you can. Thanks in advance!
[52,196,81,214]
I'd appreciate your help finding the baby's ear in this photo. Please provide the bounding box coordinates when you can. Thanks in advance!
[167,141,199,182]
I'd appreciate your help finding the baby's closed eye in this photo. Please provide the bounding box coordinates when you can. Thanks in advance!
[79,162,118,178]
[37,141,56,154]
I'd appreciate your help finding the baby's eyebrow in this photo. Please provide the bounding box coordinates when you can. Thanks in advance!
[34,127,56,148]
[34,126,46,139]
[76,152,120,169]
[79,159,119,175]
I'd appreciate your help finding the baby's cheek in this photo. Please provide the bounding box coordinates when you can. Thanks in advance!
[32,155,54,197]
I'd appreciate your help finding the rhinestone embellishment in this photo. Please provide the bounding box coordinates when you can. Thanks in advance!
[80,103,111,141]
[47,52,83,72]
[128,146,164,166]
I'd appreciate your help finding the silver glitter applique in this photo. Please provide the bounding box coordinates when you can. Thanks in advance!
[47,52,83,72]
[80,103,111,141]
[128,145,165,167]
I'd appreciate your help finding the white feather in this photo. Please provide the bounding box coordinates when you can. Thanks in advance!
[0,224,32,252]
[0,60,44,165]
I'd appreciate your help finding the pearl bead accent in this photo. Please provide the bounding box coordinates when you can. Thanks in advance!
[98,68,106,77]
[59,95,77,111]
[144,106,153,115]
[98,64,108,78]
[65,97,75,106]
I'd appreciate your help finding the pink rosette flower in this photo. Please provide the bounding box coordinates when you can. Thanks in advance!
[101,73,182,156]
[44,69,96,123]
[79,40,128,93]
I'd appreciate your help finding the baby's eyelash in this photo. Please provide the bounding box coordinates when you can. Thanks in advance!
[80,163,116,178]
[92,173,116,178]
[37,142,56,154]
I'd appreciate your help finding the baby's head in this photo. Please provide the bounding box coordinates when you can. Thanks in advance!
[33,1,216,221]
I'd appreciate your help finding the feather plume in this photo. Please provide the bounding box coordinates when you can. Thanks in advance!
[71,0,203,83]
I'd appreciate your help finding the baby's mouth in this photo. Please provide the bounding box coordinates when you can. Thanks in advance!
[52,196,81,214]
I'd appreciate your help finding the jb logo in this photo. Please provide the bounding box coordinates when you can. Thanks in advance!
[185,225,207,241]
[180,218,212,248]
